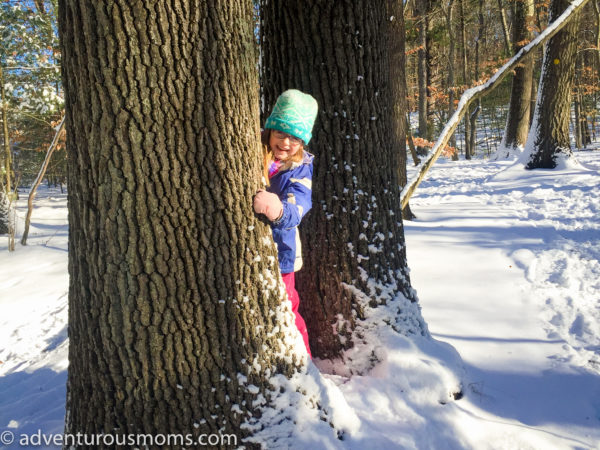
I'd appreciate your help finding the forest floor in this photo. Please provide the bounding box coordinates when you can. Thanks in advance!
[0,148,599,449]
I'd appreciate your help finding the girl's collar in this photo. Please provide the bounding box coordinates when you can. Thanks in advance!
[288,151,314,170]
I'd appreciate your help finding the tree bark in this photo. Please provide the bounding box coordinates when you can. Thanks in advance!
[444,0,457,154]
[498,0,513,56]
[530,72,538,128]
[405,115,421,165]
[595,0,600,81]
[467,0,485,159]
[0,66,15,251]
[260,0,423,360]
[1,66,11,195]
[502,0,535,152]
[417,0,430,149]
[576,55,592,146]
[459,0,471,158]
[60,0,305,443]
[390,1,415,220]
[574,85,583,148]
[0,188,8,235]
[526,0,581,169]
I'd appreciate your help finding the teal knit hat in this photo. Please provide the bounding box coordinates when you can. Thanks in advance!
[264,89,318,144]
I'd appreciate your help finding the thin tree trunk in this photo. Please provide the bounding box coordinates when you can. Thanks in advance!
[1,66,15,251]
[468,0,485,159]
[594,0,600,81]
[530,73,538,128]
[21,117,65,246]
[575,96,583,148]
[502,0,535,152]
[445,0,457,155]
[574,57,583,148]
[498,0,513,56]
[406,115,421,165]
[1,66,11,195]
[459,0,471,158]
[390,0,416,220]
[417,0,431,149]
[0,181,8,235]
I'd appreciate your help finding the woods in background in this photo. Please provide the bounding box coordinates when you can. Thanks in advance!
[404,0,599,159]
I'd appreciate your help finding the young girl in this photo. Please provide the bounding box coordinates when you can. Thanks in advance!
[253,89,318,357]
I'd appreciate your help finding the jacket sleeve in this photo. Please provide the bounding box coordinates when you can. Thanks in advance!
[272,164,312,229]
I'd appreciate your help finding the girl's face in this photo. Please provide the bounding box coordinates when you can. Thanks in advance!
[269,130,303,161]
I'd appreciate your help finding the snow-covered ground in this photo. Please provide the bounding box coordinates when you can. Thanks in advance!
[1,148,599,449]
[404,148,600,449]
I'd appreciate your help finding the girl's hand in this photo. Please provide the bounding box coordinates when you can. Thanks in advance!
[253,189,283,222]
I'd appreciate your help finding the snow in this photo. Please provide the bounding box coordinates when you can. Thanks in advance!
[2,148,600,448]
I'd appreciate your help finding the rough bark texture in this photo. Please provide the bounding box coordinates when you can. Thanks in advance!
[527,0,580,169]
[502,0,535,151]
[260,0,419,359]
[60,0,301,444]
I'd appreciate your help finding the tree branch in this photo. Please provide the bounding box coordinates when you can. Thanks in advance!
[401,0,591,209]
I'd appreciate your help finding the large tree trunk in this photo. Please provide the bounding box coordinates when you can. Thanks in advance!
[60,0,305,443]
[501,0,535,153]
[260,0,424,360]
[526,0,581,169]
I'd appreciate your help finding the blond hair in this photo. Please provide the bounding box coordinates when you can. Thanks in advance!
[262,129,305,186]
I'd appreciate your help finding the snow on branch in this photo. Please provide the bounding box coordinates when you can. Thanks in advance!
[400,0,591,210]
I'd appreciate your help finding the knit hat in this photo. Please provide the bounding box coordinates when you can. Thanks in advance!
[264,89,318,144]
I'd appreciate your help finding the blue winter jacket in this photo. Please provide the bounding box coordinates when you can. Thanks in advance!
[268,152,314,273]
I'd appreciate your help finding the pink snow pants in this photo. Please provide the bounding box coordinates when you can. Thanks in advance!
[281,272,312,358]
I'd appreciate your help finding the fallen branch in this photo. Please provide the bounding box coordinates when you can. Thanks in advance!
[401,0,591,209]
[21,116,65,246]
